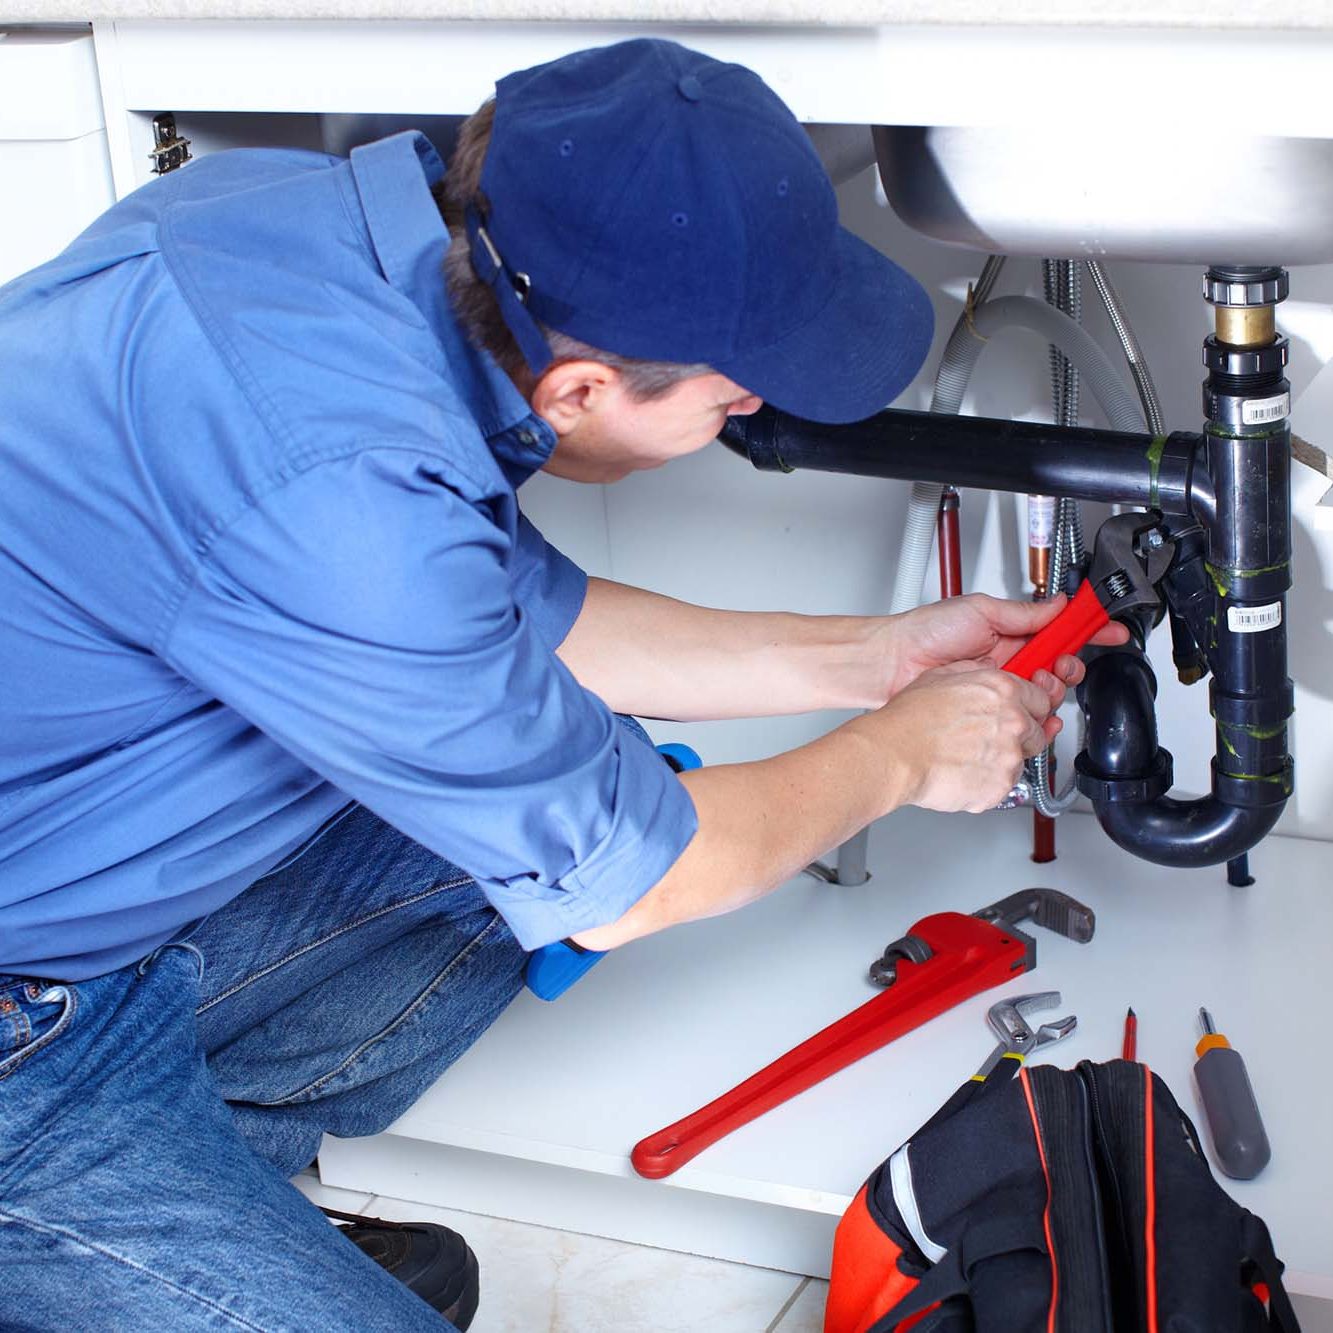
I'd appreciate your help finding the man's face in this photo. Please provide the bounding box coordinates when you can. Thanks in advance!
[537,369,763,483]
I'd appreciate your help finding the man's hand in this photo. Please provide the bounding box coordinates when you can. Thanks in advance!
[878,593,1130,705]
[573,653,1065,950]
[854,661,1059,814]
[568,590,1127,952]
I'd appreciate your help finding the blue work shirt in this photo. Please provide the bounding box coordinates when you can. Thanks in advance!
[0,131,698,980]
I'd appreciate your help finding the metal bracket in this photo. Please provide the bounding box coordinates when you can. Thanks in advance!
[149,113,192,176]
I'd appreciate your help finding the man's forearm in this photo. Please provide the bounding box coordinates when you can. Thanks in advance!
[556,576,892,721]
[570,653,1062,951]
[570,712,905,950]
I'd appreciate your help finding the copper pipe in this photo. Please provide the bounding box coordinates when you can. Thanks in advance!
[1033,811,1056,863]
[938,487,962,599]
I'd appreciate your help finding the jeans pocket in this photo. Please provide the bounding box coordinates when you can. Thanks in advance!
[0,977,77,1082]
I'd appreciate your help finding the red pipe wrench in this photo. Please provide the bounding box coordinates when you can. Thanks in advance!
[630,889,1094,1179]
[1002,511,1175,682]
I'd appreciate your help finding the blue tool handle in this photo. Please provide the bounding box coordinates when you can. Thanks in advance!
[524,938,607,1001]
[524,741,701,1001]
[655,742,703,775]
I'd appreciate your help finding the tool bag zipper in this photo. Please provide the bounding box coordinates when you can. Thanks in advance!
[1078,1061,1141,1329]
[1024,1065,1116,1332]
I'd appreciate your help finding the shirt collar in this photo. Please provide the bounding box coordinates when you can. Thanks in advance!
[348,131,556,485]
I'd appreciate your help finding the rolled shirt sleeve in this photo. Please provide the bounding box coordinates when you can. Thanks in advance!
[510,513,587,651]
[161,446,698,949]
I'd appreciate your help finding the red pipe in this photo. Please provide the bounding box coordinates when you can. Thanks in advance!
[937,487,1055,858]
[937,487,962,599]
[1033,810,1056,863]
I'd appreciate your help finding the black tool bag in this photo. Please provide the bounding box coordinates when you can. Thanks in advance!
[825,1060,1299,1333]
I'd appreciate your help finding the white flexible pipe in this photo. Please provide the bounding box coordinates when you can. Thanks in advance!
[888,294,1146,617]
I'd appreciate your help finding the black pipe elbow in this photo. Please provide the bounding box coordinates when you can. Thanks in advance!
[1076,647,1288,869]
[1093,797,1283,870]
[1079,649,1160,777]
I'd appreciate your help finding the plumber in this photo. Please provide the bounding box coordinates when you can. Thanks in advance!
[0,37,1119,1332]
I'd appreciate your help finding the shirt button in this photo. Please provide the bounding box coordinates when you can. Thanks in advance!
[517,429,536,446]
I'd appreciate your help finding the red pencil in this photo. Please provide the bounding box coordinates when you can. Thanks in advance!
[1122,1007,1138,1061]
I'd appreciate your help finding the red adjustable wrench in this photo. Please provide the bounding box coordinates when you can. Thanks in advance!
[630,890,1094,1179]
[1002,511,1175,682]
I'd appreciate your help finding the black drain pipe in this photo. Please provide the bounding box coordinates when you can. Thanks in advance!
[718,269,1294,870]
[719,406,1201,516]
[1076,267,1294,867]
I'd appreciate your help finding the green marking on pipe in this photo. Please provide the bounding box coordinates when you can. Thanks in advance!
[1216,721,1287,761]
[1206,423,1289,443]
[1235,722,1287,741]
[1232,562,1288,578]
[1217,769,1293,789]
[1145,435,1167,510]
[1205,561,1289,598]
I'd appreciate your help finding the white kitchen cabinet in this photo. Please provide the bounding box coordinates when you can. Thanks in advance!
[0,28,114,285]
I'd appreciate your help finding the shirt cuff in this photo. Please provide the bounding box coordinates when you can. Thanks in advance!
[476,727,699,951]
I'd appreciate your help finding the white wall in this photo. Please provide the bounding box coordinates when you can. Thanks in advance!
[522,163,1333,843]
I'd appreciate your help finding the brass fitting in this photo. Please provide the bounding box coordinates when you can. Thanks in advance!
[1215,305,1276,348]
[1029,547,1050,598]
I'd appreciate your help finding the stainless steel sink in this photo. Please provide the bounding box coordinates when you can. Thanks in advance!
[873,125,1333,265]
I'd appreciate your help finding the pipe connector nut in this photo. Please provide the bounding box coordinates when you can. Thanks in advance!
[1202,337,1288,377]
[1074,749,1174,804]
[1203,269,1289,309]
[1212,756,1295,809]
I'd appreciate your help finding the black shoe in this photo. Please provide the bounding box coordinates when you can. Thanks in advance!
[322,1206,480,1329]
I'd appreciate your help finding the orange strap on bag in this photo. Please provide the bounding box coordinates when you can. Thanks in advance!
[824,1184,923,1333]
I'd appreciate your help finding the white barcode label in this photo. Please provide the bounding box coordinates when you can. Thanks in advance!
[1227,602,1283,634]
[1241,393,1290,425]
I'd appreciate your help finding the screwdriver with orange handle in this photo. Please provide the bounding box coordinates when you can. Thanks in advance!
[1195,1007,1271,1180]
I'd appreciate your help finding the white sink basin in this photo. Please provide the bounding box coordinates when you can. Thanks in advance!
[874,125,1333,265]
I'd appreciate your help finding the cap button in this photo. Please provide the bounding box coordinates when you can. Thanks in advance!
[677,74,703,102]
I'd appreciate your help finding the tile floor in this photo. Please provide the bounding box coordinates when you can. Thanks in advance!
[294,1173,826,1331]
[295,1173,1333,1333]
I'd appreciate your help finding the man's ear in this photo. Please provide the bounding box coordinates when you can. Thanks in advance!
[530,359,622,435]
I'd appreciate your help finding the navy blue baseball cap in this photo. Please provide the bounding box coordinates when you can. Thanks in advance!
[465,39,933,425]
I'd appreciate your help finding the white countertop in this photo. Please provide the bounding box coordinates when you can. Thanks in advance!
[321,806,1333,1297]
[9,1,1333,28]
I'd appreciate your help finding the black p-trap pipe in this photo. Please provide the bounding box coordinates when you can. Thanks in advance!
[719,391,1291,872]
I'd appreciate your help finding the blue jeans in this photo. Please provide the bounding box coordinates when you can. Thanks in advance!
[0,803,528,1331]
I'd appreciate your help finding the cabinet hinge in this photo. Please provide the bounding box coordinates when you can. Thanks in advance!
[149,113,192,176]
